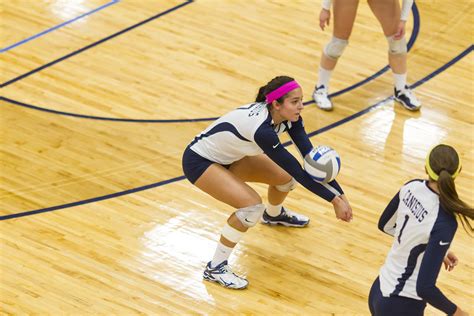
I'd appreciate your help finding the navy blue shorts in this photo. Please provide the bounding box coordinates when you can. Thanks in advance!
[368,277,426,316]
[182,146,230,184]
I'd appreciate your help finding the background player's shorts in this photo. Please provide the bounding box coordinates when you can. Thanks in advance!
[368,277,427,316]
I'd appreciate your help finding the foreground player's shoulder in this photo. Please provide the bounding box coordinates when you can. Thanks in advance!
[403,178,424,186]
[399,179,424,194]
[244,102,271,124]
[229,102,270,137]
[235,102,268,117]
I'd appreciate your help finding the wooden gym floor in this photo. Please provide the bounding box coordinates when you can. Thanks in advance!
[0,0,472,314]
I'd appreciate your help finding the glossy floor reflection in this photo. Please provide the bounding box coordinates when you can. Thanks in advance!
[1,0,472,315]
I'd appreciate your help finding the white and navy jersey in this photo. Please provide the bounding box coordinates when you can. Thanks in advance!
[189,102,343,202]
[378,179,458,314]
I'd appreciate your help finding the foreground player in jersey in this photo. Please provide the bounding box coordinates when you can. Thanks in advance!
[182,76,353,289]
[312,0,421,111]
[369,144,473,315]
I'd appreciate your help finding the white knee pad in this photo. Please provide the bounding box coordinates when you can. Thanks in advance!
[324,36,348,59]
[235,203,266,227]
[275,178,297,192]
[387,35,407,55]
[221,222,244,244]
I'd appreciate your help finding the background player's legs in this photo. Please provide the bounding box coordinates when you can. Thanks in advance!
[368,0,421,110]
[229,154,309,227]
[314,0,359,110]
[368,0,404,74]
[323,0,360,70]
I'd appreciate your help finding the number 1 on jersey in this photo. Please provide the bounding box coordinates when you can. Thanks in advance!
[398,215,409,243]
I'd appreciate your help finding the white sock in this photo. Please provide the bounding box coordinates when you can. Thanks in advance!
[266,203,283,217]
[211,242,233,267]
[317,67,332,89]
[393,72,407,91]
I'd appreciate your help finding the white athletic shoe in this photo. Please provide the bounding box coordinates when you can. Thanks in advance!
[203,260,248,289]
[394,85,421,111]
[312,85,333,111]
[261,207,310,227]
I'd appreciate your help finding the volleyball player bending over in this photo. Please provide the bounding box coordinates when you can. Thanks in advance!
[182,76,353,289]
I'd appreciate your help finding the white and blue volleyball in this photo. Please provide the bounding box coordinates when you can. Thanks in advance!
[304,145,341,183]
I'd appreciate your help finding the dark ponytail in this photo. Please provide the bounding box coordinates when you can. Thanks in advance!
[428,144,473,234]
[255,76,295,106]
[256,86,267,103]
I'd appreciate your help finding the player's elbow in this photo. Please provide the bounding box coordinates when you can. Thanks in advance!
[377,220,385,232]
[377,219,390,233]
[416,285,436,301]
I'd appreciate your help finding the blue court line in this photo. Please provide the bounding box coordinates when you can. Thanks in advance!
[0,1,418,120]
[0,0,119,53]
[0,0,194,88]
[306,46,474,138]
[1,44,472,221]
[0,97,215,123]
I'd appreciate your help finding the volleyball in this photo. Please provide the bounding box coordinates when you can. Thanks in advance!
[304,145,341,183]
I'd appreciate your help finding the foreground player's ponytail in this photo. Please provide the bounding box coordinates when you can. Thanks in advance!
[426,144,473,234]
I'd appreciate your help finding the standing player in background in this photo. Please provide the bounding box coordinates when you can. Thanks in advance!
[312,0,421,111]
[369,144,473,315]
[182,76,353,289]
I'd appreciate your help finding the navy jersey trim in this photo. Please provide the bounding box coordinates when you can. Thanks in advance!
[236,102,259,110]
[424,181,439,195]
[391,243,427,296]
[404,179,424,185]
[190,122,251,146]
[378,191,400,236]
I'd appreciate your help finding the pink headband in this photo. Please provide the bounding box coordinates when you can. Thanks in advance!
[265,80,301,104]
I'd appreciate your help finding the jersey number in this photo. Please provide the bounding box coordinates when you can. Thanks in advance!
[397,215,409,243]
